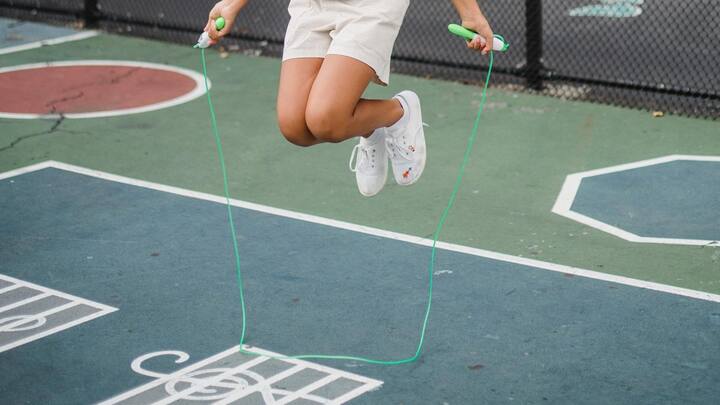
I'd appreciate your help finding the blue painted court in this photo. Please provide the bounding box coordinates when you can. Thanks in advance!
[0,17,93,54]
[572,159,720,241]
[1,163,719,404]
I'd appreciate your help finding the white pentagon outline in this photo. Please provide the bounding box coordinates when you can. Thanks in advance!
[552,154,720,246]
[0,60,210,119]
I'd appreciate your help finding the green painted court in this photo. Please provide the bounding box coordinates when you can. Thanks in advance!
[1,17,719,405]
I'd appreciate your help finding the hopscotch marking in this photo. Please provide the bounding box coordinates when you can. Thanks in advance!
[100,346,383,404]
[553,155,720,247]
[2,161,720,305]
[0,274,117,353]
[0,30,99,56]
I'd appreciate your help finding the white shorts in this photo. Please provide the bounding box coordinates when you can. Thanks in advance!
[282,0,410,85]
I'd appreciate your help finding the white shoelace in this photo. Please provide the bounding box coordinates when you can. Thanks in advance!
[349,143,374,173]
[385,136,412,161]
[385,122,429,161]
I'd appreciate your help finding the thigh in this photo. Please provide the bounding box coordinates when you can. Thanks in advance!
[306,54,376,119]
[277,58,324,127]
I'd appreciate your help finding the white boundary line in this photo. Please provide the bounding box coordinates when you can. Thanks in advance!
[0,30,98,56]
[3,160,720,304]
[552,155,720,246]
[0,60,210,120]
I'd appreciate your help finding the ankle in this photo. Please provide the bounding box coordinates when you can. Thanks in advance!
[390,98,404,126]
[388,97,409,130]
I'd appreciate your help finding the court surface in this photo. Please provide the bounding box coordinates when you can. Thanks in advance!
[1,19,719,404]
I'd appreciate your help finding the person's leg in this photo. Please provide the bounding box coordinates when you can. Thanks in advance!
[304,55,404,144]
[276,58,324,147]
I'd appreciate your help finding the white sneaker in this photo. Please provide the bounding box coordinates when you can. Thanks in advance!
[386,90,426,186]
[348,128,388,197]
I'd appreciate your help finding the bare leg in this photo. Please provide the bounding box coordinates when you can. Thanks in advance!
[276,58,324,147]
[305,55,404,143]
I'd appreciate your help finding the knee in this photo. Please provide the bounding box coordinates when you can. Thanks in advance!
[305,104,348,143]
[277,111,315,147]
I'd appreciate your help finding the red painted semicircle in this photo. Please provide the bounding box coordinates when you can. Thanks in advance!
[0,64,198,115]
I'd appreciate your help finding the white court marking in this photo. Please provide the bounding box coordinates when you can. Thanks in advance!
[100,346,382,404]
[553,155,720,247]
[0,30,98,56]
[2,160,719,304]
[0,273,117,353]
[568,0,643,18]
[0,60,210,120]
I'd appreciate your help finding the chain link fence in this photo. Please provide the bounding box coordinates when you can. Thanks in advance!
[1,0,719,118]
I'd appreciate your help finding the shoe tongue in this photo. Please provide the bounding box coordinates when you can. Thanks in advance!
[388,96,410,133]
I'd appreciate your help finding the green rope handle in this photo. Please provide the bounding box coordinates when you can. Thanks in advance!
[199,47,494,364]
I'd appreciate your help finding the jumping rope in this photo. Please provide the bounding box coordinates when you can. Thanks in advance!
[196,19,508,365]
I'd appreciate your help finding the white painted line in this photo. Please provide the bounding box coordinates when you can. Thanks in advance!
[0,60,210,120]
[0,307,116,353]
[274,374,341,405]
[552,155,720,246]
[206,364,304,405]
[330,383,383,405]
[0,292,51,313]
[0,284,22,294]
[4,161,720,304]
[552,172,581,214]
[268,388,330,404]
[0,301,79,332]
[0,274,117,312]
[0,160,55,181]
[0,30,99,56]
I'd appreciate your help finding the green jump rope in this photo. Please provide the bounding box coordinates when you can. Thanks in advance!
[195,17,508,365]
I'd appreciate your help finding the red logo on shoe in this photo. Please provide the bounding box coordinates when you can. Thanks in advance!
[402,167,412,178]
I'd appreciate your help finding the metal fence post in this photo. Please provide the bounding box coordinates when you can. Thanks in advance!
[525,0,544,90]
[84,0,99,28]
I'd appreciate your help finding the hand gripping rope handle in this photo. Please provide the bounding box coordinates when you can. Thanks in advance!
[195,17,226,49]
[448,23,509,52]
[196,18,506,365]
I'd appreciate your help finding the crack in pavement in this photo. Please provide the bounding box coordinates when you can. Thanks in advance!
[60,67,142,93]
[108,67,140,85]
[0,67,145,152]
[0,115,90,153]
[44,91,85,110]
